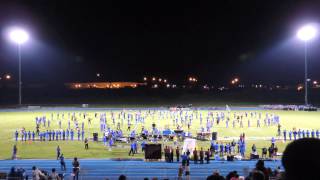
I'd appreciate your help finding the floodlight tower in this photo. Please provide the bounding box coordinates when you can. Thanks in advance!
[297,24,317,105]
[9,28,29,106]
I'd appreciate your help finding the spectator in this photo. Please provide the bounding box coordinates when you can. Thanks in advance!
[119,174,126,180]
[49,168,60,180]
[246,170,265,180]
[72,157,80,180]
[7,167,22,180]
[226,171,239,180]
[207,170,225,180]
[254,160,269,180]
[32,166,45,180]
[282,138,320,180]
[273,166,282,179]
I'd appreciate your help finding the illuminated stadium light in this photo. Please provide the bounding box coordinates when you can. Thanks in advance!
[189,77,193,81]
[152,77,156,81]
[297,25,317,41]
[166,84,170,88]
[143,77,147,81]
[96,73,100,77]
[7,27,30,105]
[9,28,29,45]
[297,24,317,105]
[158,78,162,82]
[163,79,167,83]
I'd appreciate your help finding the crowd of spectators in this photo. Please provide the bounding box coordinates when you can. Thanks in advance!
[3,138,320,180]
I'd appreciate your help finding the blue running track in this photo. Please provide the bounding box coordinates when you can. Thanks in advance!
[0,159,281,180]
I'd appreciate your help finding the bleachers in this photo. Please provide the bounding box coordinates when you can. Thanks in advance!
[0,159,281,180]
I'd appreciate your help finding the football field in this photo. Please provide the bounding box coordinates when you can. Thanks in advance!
[0,108,319,160]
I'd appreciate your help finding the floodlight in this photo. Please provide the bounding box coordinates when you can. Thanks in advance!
[9,28,29,44]
[297,25,317,41]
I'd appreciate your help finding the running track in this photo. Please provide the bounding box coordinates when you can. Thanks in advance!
[0,159,281,180]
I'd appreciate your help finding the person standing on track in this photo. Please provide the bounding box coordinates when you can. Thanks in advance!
[60,154,66,171]
[56,145,61,160]
[72,157,80,180]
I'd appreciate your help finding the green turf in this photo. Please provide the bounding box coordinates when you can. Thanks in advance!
[0,109,319,160]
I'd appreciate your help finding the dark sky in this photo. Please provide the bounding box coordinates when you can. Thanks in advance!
[0,0,320,84]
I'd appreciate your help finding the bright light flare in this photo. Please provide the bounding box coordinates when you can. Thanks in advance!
[9,28,29,44]
[188,77,197,82]
[297,25,317,41]
[5,74,11,80]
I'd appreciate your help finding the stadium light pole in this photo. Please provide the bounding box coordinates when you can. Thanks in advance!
[9,28,29,106]
[296,24,317,106]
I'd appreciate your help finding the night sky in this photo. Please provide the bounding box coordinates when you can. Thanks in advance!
[0,0,320,85]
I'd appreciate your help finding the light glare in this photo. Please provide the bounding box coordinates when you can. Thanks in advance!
[5,74,11,80]
[9,28,29,44]
[297,25,317,41]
